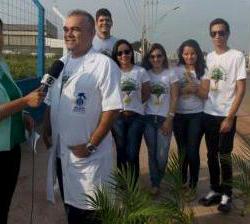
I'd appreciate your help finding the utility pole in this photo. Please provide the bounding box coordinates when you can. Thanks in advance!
[141,0,146,57]
[32,0,45,78]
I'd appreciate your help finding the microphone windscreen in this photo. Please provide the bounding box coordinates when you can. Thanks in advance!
[47,60,64,78]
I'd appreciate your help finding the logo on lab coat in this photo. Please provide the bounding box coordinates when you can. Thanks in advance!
[73,92,87,113]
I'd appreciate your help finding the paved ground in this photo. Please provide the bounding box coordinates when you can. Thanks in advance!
[8,78,250,224]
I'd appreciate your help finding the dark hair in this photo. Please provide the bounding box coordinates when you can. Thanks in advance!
[112,39,135,67]
[67,9,95,32]
[96,8,112,21]
[178,39,206,79]
[142,43,168,70]
[0,18,3,32]
[209,18,230,34]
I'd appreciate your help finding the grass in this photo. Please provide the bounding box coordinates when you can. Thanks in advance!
[3,54,59,80]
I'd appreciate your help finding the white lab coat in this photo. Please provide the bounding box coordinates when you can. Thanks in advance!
[46,49,122,209]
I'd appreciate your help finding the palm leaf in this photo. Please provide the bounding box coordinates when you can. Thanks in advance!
[86,155,195,224]
[232,145,250,214]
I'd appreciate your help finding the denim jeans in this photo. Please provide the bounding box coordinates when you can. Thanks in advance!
[203,113,236,197]
[144,115,171,188]
[173,112,203,188]
[112,113,144,182]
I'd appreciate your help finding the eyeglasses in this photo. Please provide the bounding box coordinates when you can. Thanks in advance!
[210,30,227,38]
[117,50,131,57]
[150,54,163,59]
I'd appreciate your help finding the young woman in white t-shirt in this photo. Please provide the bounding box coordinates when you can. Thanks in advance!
[173,39,210,193]
[111,39,151,182]
[142,43,179,195]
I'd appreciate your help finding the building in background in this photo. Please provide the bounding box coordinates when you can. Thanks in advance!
[2,19,63,56]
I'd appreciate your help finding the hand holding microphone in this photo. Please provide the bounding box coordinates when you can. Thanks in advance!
[23,88,45,108]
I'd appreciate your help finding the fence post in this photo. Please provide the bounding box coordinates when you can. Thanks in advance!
[32,0,45,78]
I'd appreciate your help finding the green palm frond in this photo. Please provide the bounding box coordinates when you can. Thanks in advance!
[109,166,151,213]
[86,156,195,224]
[159,151,195,224]
[234,174,250,196]
[232,145,250,215]
[233,155,250,178]
[86,186,122,224]
[163,152,191,208]
[86,165,168,224]
[232,145,250,194]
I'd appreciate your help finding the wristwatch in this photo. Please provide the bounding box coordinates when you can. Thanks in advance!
[86,142,97,154]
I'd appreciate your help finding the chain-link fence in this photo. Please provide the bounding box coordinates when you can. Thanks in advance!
[0,0,64,79]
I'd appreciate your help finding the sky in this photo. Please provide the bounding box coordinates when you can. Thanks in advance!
[39,0,250,54]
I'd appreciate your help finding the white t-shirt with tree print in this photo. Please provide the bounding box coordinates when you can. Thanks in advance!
[120,65,150,115]
[145,69,178,117]
[175,65,208,114]
[204,49,247,116]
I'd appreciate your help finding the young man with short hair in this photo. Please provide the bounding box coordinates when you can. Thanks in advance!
[92,8,117,56]
[199,18,246,213]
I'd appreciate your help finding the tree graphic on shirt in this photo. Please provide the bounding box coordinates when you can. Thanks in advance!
[151,82,166,105]
[210,66,226,91]
[121,78,137,105]
[180,71,196,98]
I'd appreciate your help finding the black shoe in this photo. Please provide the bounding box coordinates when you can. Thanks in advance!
[199,191,221,206]
[217,195,232,213]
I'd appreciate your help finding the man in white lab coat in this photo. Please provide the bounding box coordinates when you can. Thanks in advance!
[43,9,122,224]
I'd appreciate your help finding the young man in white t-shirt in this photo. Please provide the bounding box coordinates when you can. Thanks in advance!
[92,8,117,56]
[199,18,246,213]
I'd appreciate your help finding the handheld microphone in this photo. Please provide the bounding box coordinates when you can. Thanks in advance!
[40,60,64,93]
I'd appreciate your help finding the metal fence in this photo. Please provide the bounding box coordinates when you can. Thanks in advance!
[0,0,64,120]
[0,0,38,55]
[0,0,64,78]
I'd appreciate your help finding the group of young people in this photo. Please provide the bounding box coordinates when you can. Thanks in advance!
[0,7,246,224]
[94,9,246,214]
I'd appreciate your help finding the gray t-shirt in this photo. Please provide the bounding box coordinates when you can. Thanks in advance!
[92,34,117,56]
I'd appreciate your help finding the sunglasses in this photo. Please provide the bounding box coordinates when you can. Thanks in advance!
[210,30,227,38]
[150,54,163,59]
[117,49,131,56]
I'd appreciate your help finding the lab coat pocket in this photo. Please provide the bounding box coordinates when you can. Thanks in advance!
[69,152,100,174]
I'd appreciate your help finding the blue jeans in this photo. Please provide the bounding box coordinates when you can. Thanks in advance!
[173,112,203,188]
[112,113,144,182]
[144,115,171,188]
